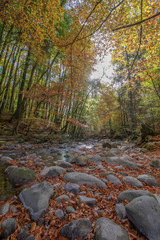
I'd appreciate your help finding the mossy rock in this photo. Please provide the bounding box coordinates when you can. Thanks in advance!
[143,142,156,151]
[6,166,36,187]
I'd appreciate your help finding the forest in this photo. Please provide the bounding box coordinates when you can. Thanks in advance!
[0,1,160,240]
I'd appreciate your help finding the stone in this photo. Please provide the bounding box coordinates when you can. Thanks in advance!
[57,161,73,168]
[40,166,66,177]
[0,218,17,239]
[107,174,122,185]
[19,181,53,221]
[54,209,64,220]
[115,203,127,220]
[123,176,143,188]
[56,195,70,203]
[5,166,36,187]
[66,206,75,214]
[102,142,111,148]
[137,174,159,187]
[60,218,92,239]
[16,226,29,240]
[150,159,160,168]
[0,203,10,215]
[71,155,89,166]
[63,172,106,188]
[95,217,129,240]
[0,156,12,164]
[79,195,97,206]
[126,196,160,240]
[105,156,138,169]
[117,190,155,203]
[63,183,80,194]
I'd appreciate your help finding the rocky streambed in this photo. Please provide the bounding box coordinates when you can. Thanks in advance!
[0,138,160,239]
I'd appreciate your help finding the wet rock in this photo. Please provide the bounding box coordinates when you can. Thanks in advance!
[123,176,143,188]
[126,196,160,240]
[63,183,80,194]
[105,157,138,169]
[115,203,127,220]
[63,172,106,188]
[107,174,122,185]
[95,217,129,240]
[0,218,17,239]
[5,166,36,187]
[60,218,92,239]
[66,206,75,214]
[0,156,12,164]
[150,159,160,168]
[0,203,10,215]
[40,166,66,177]
[19,181,53,221]
[54,209,64,220]
[56,195,70,203]
[79,195,97,206]
[137,174,159,187]
[117,190,155,203]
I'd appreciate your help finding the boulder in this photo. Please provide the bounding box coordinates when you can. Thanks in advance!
[79,195,97,206]
[19,181,53,221]
[57,161,73,168]
[0,156,12,165]
[66,206,75,214]
[60,218,92,239]
[63,172,106,188]
[5,166,36,187]
[123,176,143,188]
[95,217,129,240]
[71,155,89,166]
[115,203,127,220]
[107,174,122,185]
[150,159,160,168]
[105,148,122,157]
[105,157,138,169]
[117,190,154,203]
[40,166,66,177]
[54,209,64,220]
[0,203,10,216]
[137,174,159,187]
[0,218,17,239]
[63,183,80,194]
[126,195,160,240]
[56,195,70,203]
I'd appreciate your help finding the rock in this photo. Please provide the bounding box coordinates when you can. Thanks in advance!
[117,190,155,203]
[25,235,35,240]
[126,196,160,240]
[54,209,64,220]
[107,174,122,185]
[66,206,75,214]
[0,203,10,215]
[0,218,17,239]
[63,183,80,194]
[63,172,106,188]
[95,217,129,240]
[105,148,122,157]
[115,203,127,220]
[0,156,12,164]
[16,226,29,240]
[137,174,159,187]
[60,218,92,239]
[19,181,53,221]
[56,195,70,203]
[123,176,143,188]
[40,166,66,177]
[71,155,89,166]
[79,195,97,206]
[102,142,111,148]
[150,159,160,168]
[5,166,36,187]
[90,155,102,164]
[57,161,73,168]
[105,156,138,169]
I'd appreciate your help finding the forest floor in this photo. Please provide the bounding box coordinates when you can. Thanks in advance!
[0,135,160,240]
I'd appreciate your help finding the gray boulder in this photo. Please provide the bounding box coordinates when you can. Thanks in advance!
[5,166,36,187]
[19,181,53,221]
[57,161,73,168]
[126,195,160,240]
[117,190,155,203]
[71,155,89,166]
[105,157,138,169]
[0,156,12,165]
[150,159,160,168]
[54,209,64,220]
[63,172,106,188]
[79,195,97,206]
[0,203,10,215]
[137,174,159,187]
[105,148,122,157]
[66,206,75,214]
[63,183,80,194]
[40,166,66,177]
[115,203,127,220]
[56,195,70,203]
[0,218,17,239]
[123,176,143,188]
[107,174,122,185]
[95,217,129,240]
[60,218,92,239]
